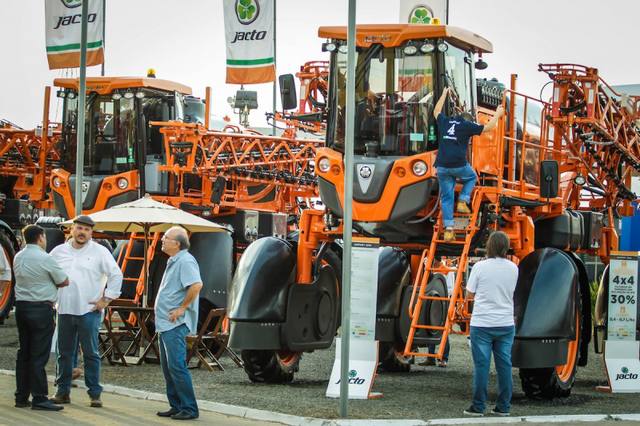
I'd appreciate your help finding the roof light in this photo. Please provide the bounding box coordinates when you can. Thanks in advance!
[135,91,146,99]
[111,93,122,101]
[56,90,67,99]
[66,91,77,99]
[403,45,418,56]
[123,92,135,99]
[338,45,348,54]
[420,43,435,53]
[437,42,448,52]
[323,42,337,52]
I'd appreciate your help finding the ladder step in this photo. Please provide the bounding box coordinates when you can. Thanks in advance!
[125,256,145,261]
[412,324,446,330]
[123,278,140,282]
[430,267,456,273]
[434,239,467,245]
[418,295,450,301]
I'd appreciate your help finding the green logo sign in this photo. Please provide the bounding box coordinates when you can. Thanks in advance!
[409,6,433,24]
[622,367,629,374]
[61,0,82,8]
[349,369,357,378]
[236,0,260,25]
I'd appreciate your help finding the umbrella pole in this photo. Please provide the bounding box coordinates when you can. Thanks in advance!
[143,224,149,307]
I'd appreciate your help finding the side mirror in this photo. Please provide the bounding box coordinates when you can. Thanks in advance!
[279,74,297,111]
[475,58,488,70]
[540,160,559,199]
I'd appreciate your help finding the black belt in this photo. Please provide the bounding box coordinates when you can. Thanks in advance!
[15,300,54,307]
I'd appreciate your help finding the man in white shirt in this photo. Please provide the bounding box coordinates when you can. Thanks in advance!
[50,215,123,408]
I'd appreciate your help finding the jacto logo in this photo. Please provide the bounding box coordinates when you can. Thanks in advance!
[349,369,357,378]
[615,366,639,381]
[61,0,82,8]
[236,0,260,25]
[408,5,434,24]
[335,369,365,385]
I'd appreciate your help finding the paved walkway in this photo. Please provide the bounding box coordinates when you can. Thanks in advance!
[0,374,276,426]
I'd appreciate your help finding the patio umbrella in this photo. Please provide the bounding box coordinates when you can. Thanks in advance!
[61,194,229,302]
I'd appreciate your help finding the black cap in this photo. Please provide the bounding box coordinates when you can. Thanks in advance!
[73,215,95,227]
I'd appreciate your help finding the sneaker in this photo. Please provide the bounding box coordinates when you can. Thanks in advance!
[463,406,484,416]
[90,397,103,408]
[491,407,510,416]
[456,201,471,214]
[443,228,455,242]
[50,393,70,404]
[438,360,448,368]
[418,357,436,366]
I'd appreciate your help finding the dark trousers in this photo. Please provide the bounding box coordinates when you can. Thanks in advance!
[15,301,55,404]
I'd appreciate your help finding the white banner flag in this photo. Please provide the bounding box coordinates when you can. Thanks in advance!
[45,0,104,70]
[223,0,275,84]
[399,0,448,25]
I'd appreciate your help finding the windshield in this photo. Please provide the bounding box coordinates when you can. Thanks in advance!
[328,44,436,156]
[444,43,473,115]
[60,90,180,175]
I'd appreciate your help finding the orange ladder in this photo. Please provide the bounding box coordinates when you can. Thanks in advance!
[403,191,482,359]
[117,232,161,306]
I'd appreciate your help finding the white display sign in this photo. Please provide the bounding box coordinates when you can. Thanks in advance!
[326,338,379,399]
[604,341,640,392]
[350,239,380,340]
[399,0,448,24]
[608,253,638,341]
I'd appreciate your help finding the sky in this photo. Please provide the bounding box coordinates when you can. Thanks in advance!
[2,0,640,129]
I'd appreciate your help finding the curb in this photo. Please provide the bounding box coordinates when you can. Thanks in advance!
[1,369,638,425]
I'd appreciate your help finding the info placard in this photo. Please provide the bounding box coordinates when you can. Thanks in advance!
[608,253,638,341]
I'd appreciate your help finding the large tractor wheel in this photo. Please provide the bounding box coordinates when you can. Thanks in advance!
[0,231,16,322]
[241,350,302,383]
[378,342,411,372]
[519,287,582,399]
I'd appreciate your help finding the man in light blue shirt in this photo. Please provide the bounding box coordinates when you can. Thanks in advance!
[154,226,202,421]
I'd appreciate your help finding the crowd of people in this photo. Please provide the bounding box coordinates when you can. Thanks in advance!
[12,216,203,420]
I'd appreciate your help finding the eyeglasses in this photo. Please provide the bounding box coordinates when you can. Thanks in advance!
[161,235,177,242]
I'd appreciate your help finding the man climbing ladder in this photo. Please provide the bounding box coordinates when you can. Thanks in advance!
[433,87,504,241]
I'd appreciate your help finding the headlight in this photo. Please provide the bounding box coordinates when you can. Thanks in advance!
[318,157,331,173]
[52,177,61,188]
[420,43,435,53]
[403,45,418,56]
[574,175,586,186]
[117,178,129,190]
[111,93,122,100]
[412,161,428,176]
[437,42,448,52]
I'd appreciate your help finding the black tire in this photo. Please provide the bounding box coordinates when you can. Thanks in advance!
[378,342,411,372]
[519,283,582,399]
[0,231,16,321]
[241,350,301,383]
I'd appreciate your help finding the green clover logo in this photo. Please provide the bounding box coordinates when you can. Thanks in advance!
[61,0,82,8]
[622,367,629,374]
[409,6,433,24]
[236,0,260,25]
[349,369,357,378]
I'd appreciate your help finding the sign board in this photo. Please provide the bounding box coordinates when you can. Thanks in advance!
[326,237,381,399]
[602,251,640,392]
[399,0,448,25]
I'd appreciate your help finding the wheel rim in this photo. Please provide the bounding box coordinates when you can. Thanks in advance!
[555,311,580,383]
[277,351,300,367]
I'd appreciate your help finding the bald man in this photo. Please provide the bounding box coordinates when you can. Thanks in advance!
[154,227,203,421]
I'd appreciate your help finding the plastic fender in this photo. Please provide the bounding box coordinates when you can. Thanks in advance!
[189,232,234,309]
[376,247,410,317]
[228,237,295,322]
[565,252,592,367]
[0,219,18,250]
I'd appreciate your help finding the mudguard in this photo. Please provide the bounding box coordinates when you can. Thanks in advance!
[565,252,592,367]
[376,247,410,318]
[512,248,579,368]
[190,232,233,309]
[0,219,18,250]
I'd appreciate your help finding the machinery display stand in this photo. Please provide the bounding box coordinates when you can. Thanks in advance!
[326,238,382,399]
[599,251,640,393]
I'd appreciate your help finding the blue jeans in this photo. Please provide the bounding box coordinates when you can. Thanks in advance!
[159,324,199,417]
[470,325,515,413]
[427,339,450,361]
[57,311,103,398]
[437,164,477,228]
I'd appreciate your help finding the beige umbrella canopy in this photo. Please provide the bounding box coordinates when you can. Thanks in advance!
[61,195,229,302]
[60,194,229,234]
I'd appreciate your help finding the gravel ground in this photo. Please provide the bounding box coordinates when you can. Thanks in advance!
[1,316,638,421]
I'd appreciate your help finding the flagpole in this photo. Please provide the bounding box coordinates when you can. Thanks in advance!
[101,0,105,76]
[271,0,276,136]
[339,0,356,418]
[74,0,89,217]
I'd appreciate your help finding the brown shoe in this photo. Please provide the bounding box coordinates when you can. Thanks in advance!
[50,393,70,404]
[443,228,455,242]
[418,357,436,366]
[456,201,471,214]
[90,397,103,408]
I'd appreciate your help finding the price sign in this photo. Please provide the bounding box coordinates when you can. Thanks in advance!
[608,253,639,341]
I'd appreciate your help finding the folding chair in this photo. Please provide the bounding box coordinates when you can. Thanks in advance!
[186,308,243,371]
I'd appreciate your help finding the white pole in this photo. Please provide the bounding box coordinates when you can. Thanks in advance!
[74,0,89,217]
[272,0,277,136]
[339,0,356,418]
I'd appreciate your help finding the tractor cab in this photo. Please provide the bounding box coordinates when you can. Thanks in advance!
[315,25,493,242]
[51,77,193,217]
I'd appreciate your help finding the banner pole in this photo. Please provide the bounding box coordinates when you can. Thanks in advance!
[271,0,277,136]
[339,0,356,418]
[101,0,105,76]
[74,0,89,217]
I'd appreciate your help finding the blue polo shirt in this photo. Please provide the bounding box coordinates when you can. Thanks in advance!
[154,250,202,334]
[434,113,484,168]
